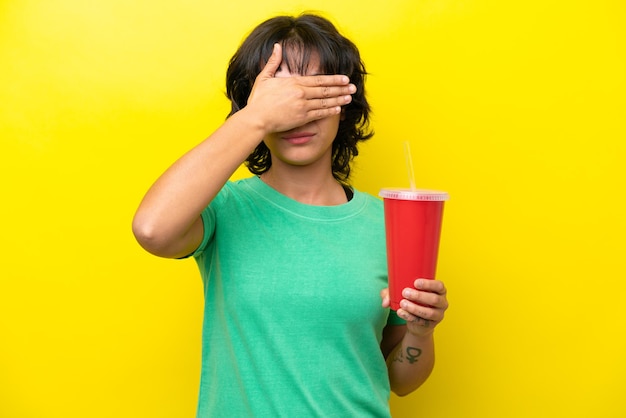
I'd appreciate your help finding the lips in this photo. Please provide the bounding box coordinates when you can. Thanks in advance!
[282,131,315,144]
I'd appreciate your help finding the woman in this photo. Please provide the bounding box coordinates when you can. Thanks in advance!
[133,13,449,417]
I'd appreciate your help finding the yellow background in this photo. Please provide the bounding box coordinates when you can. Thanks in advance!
[1,0,625,417]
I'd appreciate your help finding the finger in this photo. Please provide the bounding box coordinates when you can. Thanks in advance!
[415,278,447,295]
[399,301,443,323]
[380,288,390,307]
[298,74,351,88]
[397,307,436,327]
[303,96,351,120]
[260,43,282,79]
[402,287,447,309]
[315,94,352,109]
[305,106,343,121]
[311,84,357,99]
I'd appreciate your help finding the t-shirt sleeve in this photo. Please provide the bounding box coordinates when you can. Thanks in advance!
[176,205,215,259]
[386,309,407,325]
[179,181,232,259]
[182,206,215,258]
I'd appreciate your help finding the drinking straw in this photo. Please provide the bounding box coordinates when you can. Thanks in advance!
[403,140,417,191]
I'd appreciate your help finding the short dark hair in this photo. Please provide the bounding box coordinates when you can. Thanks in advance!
[225,13,373,184]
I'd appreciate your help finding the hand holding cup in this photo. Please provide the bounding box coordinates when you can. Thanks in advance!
[381,278,448,336]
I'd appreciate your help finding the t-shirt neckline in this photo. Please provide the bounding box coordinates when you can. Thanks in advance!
[244,176,366,221]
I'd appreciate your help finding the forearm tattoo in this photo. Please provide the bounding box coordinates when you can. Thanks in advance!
[392,346,423,364]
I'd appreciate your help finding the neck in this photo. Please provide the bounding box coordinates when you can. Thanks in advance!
[259,164,347,206]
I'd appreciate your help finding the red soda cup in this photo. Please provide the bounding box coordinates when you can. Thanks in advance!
[379,188,449,311]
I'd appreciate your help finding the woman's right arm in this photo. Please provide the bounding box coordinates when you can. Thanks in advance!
[132,43,355,258]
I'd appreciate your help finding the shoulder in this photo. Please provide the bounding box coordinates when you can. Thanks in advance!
[353,188,383,211]
[346,189,384,229]
[210,177,258,207]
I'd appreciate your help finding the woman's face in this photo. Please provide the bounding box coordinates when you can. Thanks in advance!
[262,50,341,171]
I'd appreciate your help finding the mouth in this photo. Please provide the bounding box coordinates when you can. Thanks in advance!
[282,131,315,145]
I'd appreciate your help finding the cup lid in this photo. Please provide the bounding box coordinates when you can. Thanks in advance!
[379,188,450,201]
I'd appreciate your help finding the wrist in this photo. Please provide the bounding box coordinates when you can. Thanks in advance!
[237,104,273,137]
[404,327,435,343]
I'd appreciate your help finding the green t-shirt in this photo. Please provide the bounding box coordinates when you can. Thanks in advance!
[191,176,404,417]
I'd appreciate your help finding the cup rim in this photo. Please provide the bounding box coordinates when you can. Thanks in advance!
[379,188,450,201]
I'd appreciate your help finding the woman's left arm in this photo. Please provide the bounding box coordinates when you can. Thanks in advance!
[380,279,449,396]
